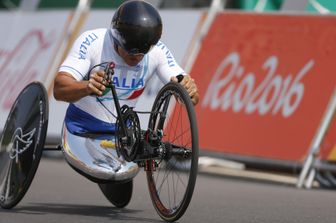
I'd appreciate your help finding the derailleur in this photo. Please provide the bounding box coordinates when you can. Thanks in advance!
[136,129,167,161]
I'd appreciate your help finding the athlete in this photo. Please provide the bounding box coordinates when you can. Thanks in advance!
[53,0,199,135]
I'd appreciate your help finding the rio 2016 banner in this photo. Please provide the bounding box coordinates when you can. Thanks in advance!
[191,12,336,161]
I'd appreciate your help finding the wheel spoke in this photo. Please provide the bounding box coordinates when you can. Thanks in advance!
[169,128,191,144]
[155,159,188,197]
[168,159,188,188]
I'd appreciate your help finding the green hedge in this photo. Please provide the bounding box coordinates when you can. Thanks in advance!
[230,0,283,11]
[306,0,336,13]
[0,0,124,9]
[39,0,124,8]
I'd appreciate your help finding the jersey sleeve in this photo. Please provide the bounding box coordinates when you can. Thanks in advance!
[153,41,185,84]
[59,30,99,80]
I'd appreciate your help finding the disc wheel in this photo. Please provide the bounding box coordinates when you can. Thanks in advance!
[146,82,199,222]
[98,180,133,208]
[0,82,48,209]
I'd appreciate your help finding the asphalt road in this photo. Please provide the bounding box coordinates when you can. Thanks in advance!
[1,158,336,223]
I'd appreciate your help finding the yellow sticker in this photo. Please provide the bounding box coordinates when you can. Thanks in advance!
[100,140,116,149]
[327,144,336,161]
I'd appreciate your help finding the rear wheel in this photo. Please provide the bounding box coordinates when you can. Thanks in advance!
[0,82,48,209]
[146,82,199,222]
[98,180,133,208]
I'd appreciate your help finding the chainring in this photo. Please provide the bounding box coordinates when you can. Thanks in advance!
[116,105,141,162]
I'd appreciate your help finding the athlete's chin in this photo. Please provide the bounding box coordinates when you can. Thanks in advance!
[125,58,143,67]
[126,60,140,66]
[127,61,139,66]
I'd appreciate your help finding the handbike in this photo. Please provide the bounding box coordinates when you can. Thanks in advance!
[0,62,199,222]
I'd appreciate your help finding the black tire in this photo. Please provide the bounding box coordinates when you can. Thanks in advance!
[98,180,133,208]
[146,82,199,222]
[316,171,336,189]
[0,82,48,209]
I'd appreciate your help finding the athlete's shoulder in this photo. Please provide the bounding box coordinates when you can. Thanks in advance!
[75,28,108,45]
[149,41,169,60]
[74,28,108,60]
[149,40,178,67]
[151,40,168,53]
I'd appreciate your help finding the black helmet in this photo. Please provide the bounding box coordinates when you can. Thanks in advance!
[111,0,162,55]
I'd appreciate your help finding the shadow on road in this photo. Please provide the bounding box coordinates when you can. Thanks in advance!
[0,203,163,222]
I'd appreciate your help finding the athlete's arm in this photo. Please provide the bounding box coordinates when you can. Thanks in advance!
[153,42,200,105]
[53,71,107,103]
[54,30,108,102]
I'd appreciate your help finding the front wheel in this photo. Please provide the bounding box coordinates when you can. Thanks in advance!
[146,82,199,222]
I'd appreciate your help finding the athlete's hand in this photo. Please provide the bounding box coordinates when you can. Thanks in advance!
[87,70,108,96]
[171,74,199,105]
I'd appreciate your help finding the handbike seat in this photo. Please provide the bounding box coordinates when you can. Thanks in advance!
[61,124,139,182]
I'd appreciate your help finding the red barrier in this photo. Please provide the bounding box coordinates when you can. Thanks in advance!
[191,12,336,161]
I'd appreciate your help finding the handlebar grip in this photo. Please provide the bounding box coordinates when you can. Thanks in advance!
[105,62,115,74]
[104,62,115,86]
[176,74,184,83]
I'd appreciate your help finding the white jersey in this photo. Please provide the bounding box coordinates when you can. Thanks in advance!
[59,28,185,134]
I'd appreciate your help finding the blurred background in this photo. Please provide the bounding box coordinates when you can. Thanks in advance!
[2,0,336,11]
[0,0,335,190]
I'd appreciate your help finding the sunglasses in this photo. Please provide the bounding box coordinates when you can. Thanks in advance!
[112,36,153,56]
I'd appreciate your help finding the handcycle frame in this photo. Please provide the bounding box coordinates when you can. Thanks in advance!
[104,62,192,167]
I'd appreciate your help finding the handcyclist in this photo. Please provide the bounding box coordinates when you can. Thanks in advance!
[53,0,199,136]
